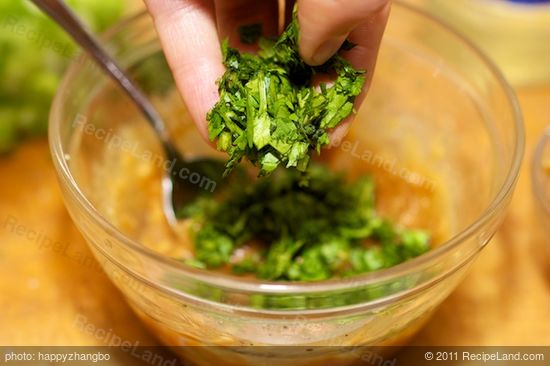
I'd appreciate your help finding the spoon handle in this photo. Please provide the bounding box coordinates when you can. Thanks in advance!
[30,0,171,144]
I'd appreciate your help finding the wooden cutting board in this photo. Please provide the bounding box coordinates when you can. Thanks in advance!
[1,85,549,351]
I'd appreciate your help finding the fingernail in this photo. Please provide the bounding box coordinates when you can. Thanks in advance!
[312,37,346,65]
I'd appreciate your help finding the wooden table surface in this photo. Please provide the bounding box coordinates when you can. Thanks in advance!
[1,84,549,348]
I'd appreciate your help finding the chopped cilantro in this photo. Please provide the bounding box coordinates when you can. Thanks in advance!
[232,257,260,275]
[207,8,366,177]
[238,23,263,45]
[184,165,431,281]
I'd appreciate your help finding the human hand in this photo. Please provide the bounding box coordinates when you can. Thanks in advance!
[144,0,391,142]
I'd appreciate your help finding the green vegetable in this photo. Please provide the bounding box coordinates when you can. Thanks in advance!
[207,8,366,177]
[0,0,124,153]
[183,165,430,281]
[238,23,263,45]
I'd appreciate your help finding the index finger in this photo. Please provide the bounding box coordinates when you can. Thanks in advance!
[144,0,225,141]
[297,0,391,144]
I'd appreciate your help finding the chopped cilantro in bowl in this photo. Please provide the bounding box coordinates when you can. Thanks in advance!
[178,7,428,286]
[179,165,430,282]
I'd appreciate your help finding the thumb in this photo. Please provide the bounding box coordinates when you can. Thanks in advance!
[297,0,390,66]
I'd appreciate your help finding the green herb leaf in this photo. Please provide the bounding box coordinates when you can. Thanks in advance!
[238,23,263,45]
[207,7,366,177]
[184,165,431,281]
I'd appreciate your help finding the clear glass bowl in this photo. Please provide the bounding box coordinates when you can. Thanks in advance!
[533,126,550,231]
[49,2,524,364]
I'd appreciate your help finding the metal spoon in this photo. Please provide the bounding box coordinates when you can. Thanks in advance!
[31,0,224,225]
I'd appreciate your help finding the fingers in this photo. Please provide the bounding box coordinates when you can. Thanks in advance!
[327,3,391,144]
[297,0,390,66]
[215,0,279,49]
[144,0,225,141]
[145,0,389,146]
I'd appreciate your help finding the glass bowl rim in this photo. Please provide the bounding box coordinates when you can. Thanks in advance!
[49,2,524,298]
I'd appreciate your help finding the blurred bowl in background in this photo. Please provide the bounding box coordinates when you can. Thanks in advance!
[415,0,550,86]
[532,126,550,233]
